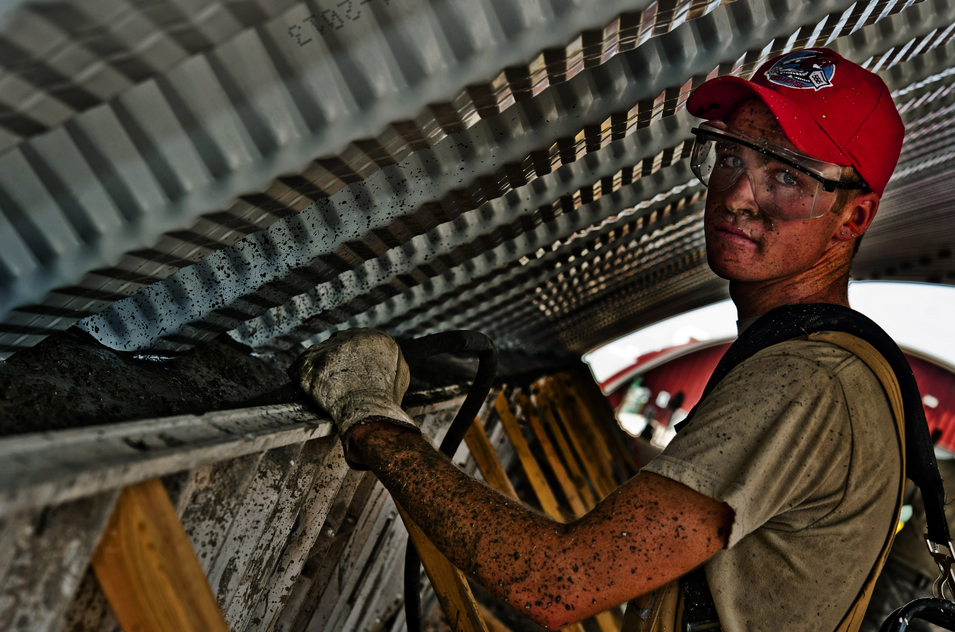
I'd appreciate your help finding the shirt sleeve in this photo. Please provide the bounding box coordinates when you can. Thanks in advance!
[642,342,855,548]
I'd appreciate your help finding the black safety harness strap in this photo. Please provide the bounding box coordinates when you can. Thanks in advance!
[680,568,721,631]
[673,303,952,630]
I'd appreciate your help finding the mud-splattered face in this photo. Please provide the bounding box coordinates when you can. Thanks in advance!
[703,99,847,284]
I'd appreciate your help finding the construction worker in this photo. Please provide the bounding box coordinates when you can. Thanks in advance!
[291,48,905,631]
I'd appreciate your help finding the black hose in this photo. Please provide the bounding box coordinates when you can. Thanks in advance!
[397,331,498,632]
[880,598,955,631]
[403,545,422,631]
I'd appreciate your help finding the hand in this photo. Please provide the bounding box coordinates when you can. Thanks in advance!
[289,328,418,467]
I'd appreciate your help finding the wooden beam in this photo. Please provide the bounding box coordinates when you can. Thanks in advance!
[516,391,589,518]
[569,370,640,479]
[0,396,463,518]
[2,491,118,631]
[595,610,621,632]
[492,392,564,520]
[92,478,230,632]
[557,374,626,484]
[528,380,620,632]
[476,602,514,632]
[554,375,619,488]
[465,417,519,499]
[540,379,615,500]
[531,384,597,510]
[395,503,489,632]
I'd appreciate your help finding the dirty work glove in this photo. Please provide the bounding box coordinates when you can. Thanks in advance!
[289,328,417,468]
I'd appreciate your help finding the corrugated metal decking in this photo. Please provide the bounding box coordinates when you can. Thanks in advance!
[0,0,952,364]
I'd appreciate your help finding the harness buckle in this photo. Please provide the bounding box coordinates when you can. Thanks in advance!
[924,535,955,601]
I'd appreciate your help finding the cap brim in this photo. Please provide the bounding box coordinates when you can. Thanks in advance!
[687,75,850,167]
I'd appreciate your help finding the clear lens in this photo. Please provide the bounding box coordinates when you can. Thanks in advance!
[690,124,844,221]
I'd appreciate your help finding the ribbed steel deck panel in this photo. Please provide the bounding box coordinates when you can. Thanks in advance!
[0,0,952,362]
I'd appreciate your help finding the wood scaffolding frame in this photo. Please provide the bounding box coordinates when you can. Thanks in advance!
[0,371,636,632]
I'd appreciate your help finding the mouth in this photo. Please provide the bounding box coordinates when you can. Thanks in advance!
[713,223,758,247]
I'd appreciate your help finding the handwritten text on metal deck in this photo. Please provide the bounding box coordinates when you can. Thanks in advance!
[288,0,393,46]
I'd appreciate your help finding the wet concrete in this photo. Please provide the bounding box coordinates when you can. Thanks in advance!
[0,328,298,436]
[0,327,576,437]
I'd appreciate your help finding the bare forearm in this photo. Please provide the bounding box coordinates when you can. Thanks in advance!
[350,422,569,617]
[349,420,731,629]
[290,329,731,628]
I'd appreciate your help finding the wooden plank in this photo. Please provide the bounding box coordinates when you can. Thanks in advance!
[464,397,589,632]
[594,610,621,632]
[175,452,266,575]
[539,380,622,632]
[464,417,519,499]
[492,392,563,520]
[0,510,34,588]
[540,379,615,500]
[0,509,44,627]
[91,479,230,632]
[313,404,499,631]
[63,455,266,629]
[349,541,406,632]
[291,401,466,632]
[0,396,465,518]
[557,374,624,485]
[337,503,408,631]
[516,391,589,518]
[396,503,489,632]
[310,398,483,630]
[277,468,368,632]
[531,384,598,509]
[295,470,380,632]
[0,404,333,517]
[223,439,332,630]
[307,476,396,631]
[54,394,470,632]
[0,490,118,632]
[466,405,590,632]
[570,370,639,479]
[60,567,117,632]
[205,443,305,610]
[254,440,349,631]
[476,602,513,632]
[552,376,618,489]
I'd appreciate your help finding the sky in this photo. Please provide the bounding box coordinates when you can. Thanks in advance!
[584,281,955,383]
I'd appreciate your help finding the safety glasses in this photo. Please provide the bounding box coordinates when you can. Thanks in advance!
[689,122,864,220]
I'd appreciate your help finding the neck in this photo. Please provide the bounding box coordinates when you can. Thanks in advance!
[730,255,853,320]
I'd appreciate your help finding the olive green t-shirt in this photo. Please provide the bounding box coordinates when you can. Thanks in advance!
[643,338,901,632]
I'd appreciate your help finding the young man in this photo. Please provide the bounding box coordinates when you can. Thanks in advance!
[291,48,905,631]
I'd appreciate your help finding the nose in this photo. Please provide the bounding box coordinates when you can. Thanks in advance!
[720,169,760,217]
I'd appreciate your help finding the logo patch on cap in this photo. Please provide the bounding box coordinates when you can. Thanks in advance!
[764,50,837,91]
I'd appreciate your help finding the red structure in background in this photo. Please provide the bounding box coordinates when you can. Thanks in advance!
[603,341,955,452]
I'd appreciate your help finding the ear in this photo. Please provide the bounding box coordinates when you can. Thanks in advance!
[834,192,880,242]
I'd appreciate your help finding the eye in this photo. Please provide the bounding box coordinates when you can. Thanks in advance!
[716,153,744,170]
[774,169,800,187]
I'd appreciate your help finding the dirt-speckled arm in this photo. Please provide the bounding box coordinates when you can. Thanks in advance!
[349,420,733,630]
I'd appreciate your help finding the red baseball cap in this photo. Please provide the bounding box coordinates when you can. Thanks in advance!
[686,48,904,196]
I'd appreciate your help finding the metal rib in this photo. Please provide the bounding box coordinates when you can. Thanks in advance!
[74,0,909,355]
[0,0,948,360]
[285,167,704,352]
[229,112,698,349]
[3,0,682,355]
